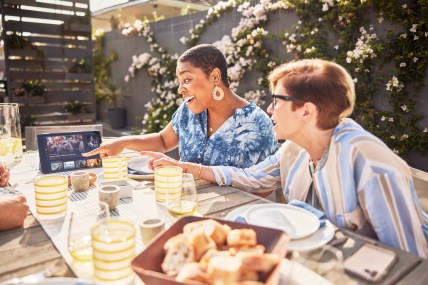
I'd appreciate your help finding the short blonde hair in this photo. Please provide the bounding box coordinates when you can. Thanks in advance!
[268,59,355,130]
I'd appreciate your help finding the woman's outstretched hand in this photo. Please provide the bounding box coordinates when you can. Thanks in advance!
[140,151,180,170]
[82,140,125,158]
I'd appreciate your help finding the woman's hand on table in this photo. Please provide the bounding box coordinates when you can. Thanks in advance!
[0,195,29,230]
[140,151,180,170]
[141,151,216,183]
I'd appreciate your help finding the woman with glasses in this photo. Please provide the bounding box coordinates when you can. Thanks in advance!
[84,44,277,168]
[145,59,428,257]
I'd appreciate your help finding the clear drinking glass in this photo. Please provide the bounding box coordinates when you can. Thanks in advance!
[0,103,23,169]
[92,218,136,284]
[68,201,110,263]
[167,173,198,218]
[154,166,182,202]
[290,245,344,284]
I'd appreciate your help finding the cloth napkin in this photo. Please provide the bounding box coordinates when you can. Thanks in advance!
[289,199,327,228]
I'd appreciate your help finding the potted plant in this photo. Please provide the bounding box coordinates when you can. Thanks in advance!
[96,82,127,129]
[64,100,85,114]
[14,80,46,104]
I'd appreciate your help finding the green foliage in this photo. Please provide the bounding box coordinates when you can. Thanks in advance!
[64,100,85,114]
[68,59,92,73]
[279,0,428,156]
[5,33,33,49]
[21,80,46,97]
[121,0,427,159]
[96,82,126,109]
[93,31,118,105]
[20,114,36,133]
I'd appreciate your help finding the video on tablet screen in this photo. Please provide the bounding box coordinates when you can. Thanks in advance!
[37,131,103,174]
[46,134,100,159]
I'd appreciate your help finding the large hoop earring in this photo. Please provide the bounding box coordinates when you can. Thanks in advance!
[212,86,224,101]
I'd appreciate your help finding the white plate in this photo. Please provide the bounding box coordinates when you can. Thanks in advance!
[225,204,334,251]
[128,156,154,174]
[20,277,93,285]
[243,203,320,239]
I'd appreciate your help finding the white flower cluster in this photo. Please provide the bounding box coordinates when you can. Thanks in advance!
[181,0,239,45]
[122,19,150,37]
[212,0,274,94]
[124,53,152,81]
[321,0,334,12]
[346,26,378,64]
[381,116,395,122]
[243,90,267,106]
[386,76,404,92]
[400,105,410,112]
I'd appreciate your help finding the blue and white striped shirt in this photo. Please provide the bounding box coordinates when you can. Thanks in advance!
[212,118,428,257]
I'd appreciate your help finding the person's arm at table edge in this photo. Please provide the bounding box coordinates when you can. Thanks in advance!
[0,195,29,231]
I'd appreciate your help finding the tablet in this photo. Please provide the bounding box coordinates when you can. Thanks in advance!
[37,131,102,174]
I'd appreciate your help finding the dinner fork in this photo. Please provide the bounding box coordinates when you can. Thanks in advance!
[0,260,65,284]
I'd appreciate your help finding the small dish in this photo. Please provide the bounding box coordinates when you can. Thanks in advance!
[88,172,97,185]
[128,156,154,174]
[68,172,97,186]
[225,205,335,252]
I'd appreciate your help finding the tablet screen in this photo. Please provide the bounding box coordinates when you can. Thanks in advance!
[37,131,102,173]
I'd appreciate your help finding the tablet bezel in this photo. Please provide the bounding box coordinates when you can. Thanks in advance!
[37,130,102,174]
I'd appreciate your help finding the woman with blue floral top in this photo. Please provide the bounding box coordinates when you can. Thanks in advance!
[84,44,277,168]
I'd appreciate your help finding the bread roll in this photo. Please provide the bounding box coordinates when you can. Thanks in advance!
[227,229,257,247]
[176,262,209,283]
[208,256,242,285]
[184,219,231,245]
[200,249,232,267]
[238,270,259,282]
[161,234,194,276]
[228,244,265,256]
[189,231,216,261]
[236,252,280,273]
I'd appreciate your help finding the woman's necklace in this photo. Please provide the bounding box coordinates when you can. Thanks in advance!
[208,95,240,135]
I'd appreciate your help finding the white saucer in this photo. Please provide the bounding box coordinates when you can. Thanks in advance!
[225,204,335,252]
[128,156,154,174]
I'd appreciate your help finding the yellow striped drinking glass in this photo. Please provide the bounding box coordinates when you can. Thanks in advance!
[34,175,68,219]
[154,166,182,202]
[91,218,136,284]
[102,156,122,182]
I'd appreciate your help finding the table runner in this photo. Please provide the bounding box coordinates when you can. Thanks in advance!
[9,151,175,282]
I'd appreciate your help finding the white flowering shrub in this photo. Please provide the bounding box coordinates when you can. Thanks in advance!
[118,0,428,157]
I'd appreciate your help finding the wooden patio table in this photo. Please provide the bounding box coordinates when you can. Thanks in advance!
[0,151,427,284]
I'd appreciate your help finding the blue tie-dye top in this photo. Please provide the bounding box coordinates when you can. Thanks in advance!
[171,101,278,167]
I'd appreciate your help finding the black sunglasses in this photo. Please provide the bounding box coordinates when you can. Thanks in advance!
[271,94,302,107]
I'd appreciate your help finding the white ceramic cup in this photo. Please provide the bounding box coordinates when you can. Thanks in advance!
[70,171,89,192]
[140,218,166,244]
[99,184,120,210]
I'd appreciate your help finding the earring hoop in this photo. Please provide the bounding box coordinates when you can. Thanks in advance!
[212,86,224,101]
